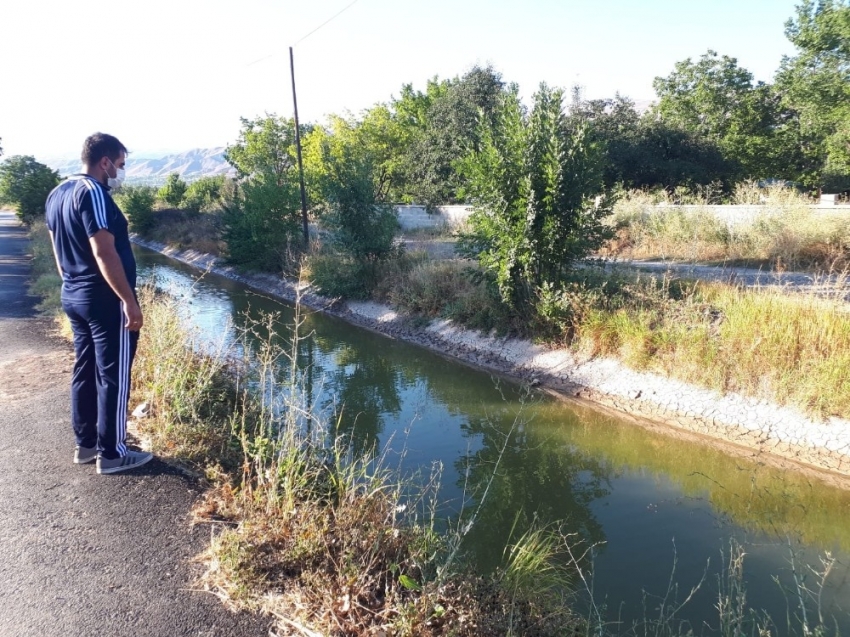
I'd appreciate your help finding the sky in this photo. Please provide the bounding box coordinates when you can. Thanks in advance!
[0,0,800,162]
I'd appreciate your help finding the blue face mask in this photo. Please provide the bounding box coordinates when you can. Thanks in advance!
[107,159,126,189]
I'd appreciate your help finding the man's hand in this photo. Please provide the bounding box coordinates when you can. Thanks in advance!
[124,298,144,331]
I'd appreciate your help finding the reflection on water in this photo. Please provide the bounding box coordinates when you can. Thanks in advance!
[137,246,850,633]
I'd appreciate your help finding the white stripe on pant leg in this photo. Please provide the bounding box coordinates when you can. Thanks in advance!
[118,308,128,455]
[115,303,129,456]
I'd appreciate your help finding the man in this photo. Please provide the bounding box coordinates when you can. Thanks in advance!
[45,133,153,474]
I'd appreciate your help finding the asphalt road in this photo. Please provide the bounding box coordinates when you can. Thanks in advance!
[0,210,269,636]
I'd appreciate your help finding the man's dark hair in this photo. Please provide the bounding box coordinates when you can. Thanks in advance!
[81,133,128,166]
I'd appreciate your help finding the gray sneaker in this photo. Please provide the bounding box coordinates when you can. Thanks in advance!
[96,450,154,475]
[74,445,98,464]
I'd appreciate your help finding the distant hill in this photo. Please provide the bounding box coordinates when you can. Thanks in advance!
[47,148,235,186]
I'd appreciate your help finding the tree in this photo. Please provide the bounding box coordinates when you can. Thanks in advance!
[114,186,157,233]
[566,93,733,190]
[652,50,779,181]
[222,114,305,270]
[306,116,399,296]
[614,119,733,190]
[399,66,508,206]
[0,155,60,224]
[302,110,406,205]
[182,175,226,212]
[775,0,850,189]
[224,114,300,187]
[459,84,613,314]
[157,173,188,207]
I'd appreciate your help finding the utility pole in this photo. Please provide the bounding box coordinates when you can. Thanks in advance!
[290,46,309,247]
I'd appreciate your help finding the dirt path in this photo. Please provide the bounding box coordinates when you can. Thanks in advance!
[0,210,269,637]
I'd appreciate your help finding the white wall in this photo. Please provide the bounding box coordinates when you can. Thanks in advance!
[395,205,473,231]
[395,203,850,231]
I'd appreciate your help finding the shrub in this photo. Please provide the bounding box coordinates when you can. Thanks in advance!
[459,83,613,313]
[157,173,188,207]
[307,250,379,299]
[311,125,400,296]
[221,180,302,272]
[114,185,157,233]
[182,175,226,212]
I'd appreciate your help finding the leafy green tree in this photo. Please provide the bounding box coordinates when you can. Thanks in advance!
[775,0,850,189]
[459,84,613,314]
[221,179,301,271]
[224,114,301,187]
[356,106,409,201]
[182,175,226,212]
[114,185,157,233]
[398,66,508,206]
[0,155,60,224]
[222,114,305,269]
[568,94,732,190]
[156,173,188,207]
[307,118,399,297]
[652,50,779,180]
[303,110,406,205]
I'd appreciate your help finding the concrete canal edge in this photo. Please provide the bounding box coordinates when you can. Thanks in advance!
[133,237,850,488]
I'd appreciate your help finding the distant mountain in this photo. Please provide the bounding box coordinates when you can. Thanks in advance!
[47,148,235,185]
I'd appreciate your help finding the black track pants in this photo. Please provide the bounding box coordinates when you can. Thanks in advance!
[62,295,138,460]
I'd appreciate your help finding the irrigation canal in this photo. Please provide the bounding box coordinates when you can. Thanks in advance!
[137,245,850,633]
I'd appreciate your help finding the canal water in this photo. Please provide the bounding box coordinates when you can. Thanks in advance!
[136,246,850,633]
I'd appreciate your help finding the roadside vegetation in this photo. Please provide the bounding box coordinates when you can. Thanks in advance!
[26,223,585,635]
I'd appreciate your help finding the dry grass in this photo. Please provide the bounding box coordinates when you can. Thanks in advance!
[608,187,850,271]
[142,207,225,255]
[573,272,850,418]
[382,253,850,418]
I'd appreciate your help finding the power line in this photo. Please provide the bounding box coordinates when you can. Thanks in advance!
[243,0,363,67]
[293,0,362,47]
[245,52,276,67]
